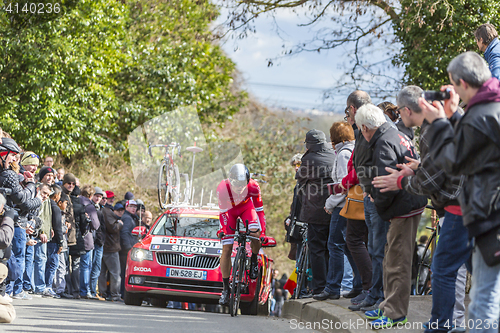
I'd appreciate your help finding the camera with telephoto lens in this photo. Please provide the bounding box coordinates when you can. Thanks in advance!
[422,89,451,101]
[0,188,12,197]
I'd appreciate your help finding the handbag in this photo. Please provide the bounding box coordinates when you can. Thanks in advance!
[476,224,500,267]
[339,184,365,220]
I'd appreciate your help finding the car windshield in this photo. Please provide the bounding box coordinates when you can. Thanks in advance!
[152,214,219,239]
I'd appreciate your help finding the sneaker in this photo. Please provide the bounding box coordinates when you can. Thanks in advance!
[370,316,407,329]
[249,261,259,280]
[360,299,383,312]
[73,293,81,300]
[42,289,57,298]
[12,291,33,300]
[365,308,384,320]
[93,294,105,301]
[219,289,229,306]
[348,298,375,311]
[312,290,340,301]
[351,289,369,305]
[2,294,13,303]
[81,294,98,300]
[343,289,362,298]
[32,291,44,297]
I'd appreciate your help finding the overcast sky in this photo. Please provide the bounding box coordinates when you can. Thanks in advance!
[215,5,403,113]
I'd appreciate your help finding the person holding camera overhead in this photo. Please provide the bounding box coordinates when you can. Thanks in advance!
[0,138,42,301]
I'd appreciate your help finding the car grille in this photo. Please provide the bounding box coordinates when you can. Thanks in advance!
[140,276,223,294]
[156,253,220,269]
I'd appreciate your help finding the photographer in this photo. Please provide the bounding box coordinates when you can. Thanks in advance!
[420,51,500,333]
[0,194,17,323]
[0,139,42,300]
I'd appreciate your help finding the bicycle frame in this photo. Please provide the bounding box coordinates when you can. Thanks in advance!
[148,143,181,164]
[292,221,309,299]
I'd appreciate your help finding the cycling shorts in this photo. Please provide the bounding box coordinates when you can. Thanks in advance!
[219,199,261,246]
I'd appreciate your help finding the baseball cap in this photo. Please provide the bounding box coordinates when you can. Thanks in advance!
[126,200,137,207]
[94,186,104,196]
[114,203,124,210]
[105,190,115,199]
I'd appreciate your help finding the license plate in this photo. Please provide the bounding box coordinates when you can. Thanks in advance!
[166,268,207,280]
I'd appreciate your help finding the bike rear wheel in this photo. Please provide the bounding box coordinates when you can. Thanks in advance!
[416,231,435,295]
[229,247,246,317]
[294,242,308,299]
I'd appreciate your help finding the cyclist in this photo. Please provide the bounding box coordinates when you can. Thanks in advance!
[216,164,266,306]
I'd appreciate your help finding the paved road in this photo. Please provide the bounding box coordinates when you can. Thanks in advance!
[2,297,314,333]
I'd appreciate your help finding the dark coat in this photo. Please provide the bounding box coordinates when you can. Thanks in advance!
[0,170,41,217]
[102,207,123,253]
[427,98,500,237]
[369,122,427,221]
[49,200,64,247]
[296,142,335,225]
[79,196,100,251]
[120,211,137,253]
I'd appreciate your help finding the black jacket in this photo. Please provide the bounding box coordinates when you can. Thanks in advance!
[102,207,123,253]
[369,122,427,221]
[296,143,335,225]
[427,104,500,237]
[69,194,88,256]
[94,205,106,248]
[401,120,464,216]
[0,169,41,218]
[49,200,64,247]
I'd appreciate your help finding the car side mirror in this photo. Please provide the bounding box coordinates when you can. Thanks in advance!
[132,226,147,237]
[261,236,276,248]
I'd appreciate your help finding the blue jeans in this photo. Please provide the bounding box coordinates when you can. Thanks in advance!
[33,241,47,293]
[90,245,103,296]
[80,250,93,296]
[364,198,390,303]
[45,242,60,291]
[426,213,472,333]
[341,254,353,291]
[324,207,362,295]
[468,244,500,333]
[23,242,35,291]
[6,226,27,295]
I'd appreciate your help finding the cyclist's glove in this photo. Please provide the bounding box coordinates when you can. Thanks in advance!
[216,229,225,239]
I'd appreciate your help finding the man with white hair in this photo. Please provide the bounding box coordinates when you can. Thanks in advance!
[355,104,427,329]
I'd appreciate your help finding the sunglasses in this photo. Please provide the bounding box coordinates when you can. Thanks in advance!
[28,153,40,159]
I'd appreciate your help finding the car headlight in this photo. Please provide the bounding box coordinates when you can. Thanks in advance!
[130,248,153,262]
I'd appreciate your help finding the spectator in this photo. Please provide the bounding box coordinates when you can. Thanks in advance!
[343,91,373,304]
[44,185,64,298]
[0,194,16,323]
[295,129,335,298]
[284,154,303,263]
[374,85,472,332]
[124,192,134,201]
[78,185,100,299]
[55,168,65,186]
[43,156,54,168]
[378,101,414,141]
[100,191,107,207]
[32,184,52,296]
[90,187,105,300]
[355,104,427,328]
[142,211,153,232]
[38,166,56,186]
[114,203,125,218]
[104,191,115,210]
[53,193,72,299]
[420,51,500,333]
[99,203,124,302]
[475,23,500,80]
[315,122,361,302]
[4,149,42,301]
[119,200,138,296]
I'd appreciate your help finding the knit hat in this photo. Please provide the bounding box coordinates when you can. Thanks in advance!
[94,186,104,196]
[38,166,56,181]
[124,191,134,200]
[63,173,76,185]
[20,151,40,166]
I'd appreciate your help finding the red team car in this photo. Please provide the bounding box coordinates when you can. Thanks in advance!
[124,206,274,315]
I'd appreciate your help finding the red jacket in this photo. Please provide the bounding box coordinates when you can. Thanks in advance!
[341,153,359,190]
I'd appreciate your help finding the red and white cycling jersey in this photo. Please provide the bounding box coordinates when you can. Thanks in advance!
[217,179,266,245]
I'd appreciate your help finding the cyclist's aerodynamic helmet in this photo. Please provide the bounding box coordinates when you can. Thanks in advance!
[228,164,250,194]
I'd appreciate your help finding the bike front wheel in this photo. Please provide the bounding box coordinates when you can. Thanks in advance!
[416,232,435,295]
[158,161,180,208]
[294,243,308,299]
[229,247,246,317]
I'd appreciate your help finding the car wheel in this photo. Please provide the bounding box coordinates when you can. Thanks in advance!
[124,291,142,306]
[151,297,167,308]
